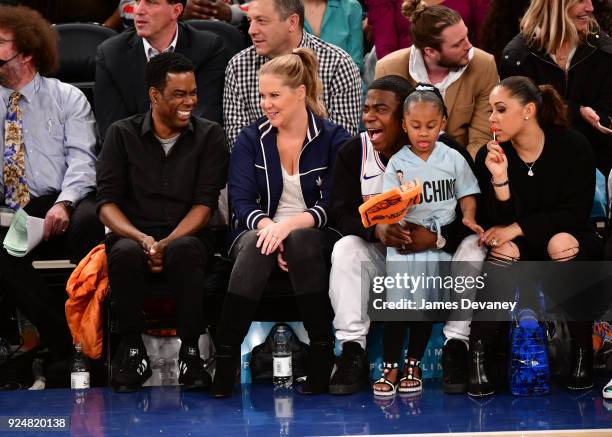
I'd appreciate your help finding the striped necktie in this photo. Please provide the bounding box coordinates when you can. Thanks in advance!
[3,91,29,210]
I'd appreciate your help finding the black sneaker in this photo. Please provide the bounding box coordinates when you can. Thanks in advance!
[112,342,152,393]
[443,339,469,394]
[178,345,212,390]
[329,342,369,395]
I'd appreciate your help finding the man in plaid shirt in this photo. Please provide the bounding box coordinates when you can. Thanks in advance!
[223,0,361,148]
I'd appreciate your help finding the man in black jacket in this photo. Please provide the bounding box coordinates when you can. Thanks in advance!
[327,75,482,395]
[94,0,228,139]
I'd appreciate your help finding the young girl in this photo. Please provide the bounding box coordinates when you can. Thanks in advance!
[373,84,482,396]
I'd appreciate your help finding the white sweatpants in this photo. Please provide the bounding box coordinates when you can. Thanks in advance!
[329,236,385,349]
[329,234,487,348]
[444,234,487,343]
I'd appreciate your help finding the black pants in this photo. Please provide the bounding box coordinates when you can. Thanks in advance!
[0,194,104,357]
[383,321,433,364]
[470,231,604,349]
[228,228,338,300]
[216,228,339,346]
[105,230,212,343]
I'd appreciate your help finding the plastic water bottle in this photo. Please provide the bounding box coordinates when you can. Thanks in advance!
[509,308,550,396]
[71,343,90,389]
[274,387,293,436]
[273,326,293,389]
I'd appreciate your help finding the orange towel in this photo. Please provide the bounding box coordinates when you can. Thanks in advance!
[65,244,108,359]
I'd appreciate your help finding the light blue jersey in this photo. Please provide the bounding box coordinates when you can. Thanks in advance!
[384,141,480,233]
[384,142,480,303]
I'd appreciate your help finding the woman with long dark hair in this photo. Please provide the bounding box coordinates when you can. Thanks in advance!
[469,76,603,397]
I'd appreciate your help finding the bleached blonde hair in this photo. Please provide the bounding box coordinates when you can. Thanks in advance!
[520,0,598,53]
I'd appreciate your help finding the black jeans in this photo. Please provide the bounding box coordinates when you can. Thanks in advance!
[216,228,339,346]
[0,193,104,357]
[228,228,339,300]
[105,230,212,343]
[470,231,604,349]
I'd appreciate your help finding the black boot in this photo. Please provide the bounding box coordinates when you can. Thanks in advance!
[294,293,335,395]
[329,341,369,395]
[443,339,469,394]
[294,293,335,345]
[210,293,258,398]
[299,341,335,395]
[467,340,495,397]
[210,345,241,397]
[566,345,594,390]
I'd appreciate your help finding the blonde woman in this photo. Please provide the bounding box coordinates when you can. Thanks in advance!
[500,0,612,176]
[210,48,351,398]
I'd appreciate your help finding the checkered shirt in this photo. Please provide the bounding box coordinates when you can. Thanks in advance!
[223,32,361,149]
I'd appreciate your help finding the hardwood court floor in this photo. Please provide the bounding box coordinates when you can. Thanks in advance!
[0,379,610,436]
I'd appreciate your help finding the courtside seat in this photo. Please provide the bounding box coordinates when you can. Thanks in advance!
[52,22,117,105]
[185,19,245,56]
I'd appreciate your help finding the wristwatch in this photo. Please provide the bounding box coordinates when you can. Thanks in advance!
[436,235,446,250]
[56,200,75,214]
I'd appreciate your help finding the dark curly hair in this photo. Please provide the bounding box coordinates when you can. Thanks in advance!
[0,5,59,75]
[367,75,415,120]
[145,51,194,92]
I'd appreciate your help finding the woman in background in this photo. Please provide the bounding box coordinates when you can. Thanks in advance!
[304,0,364,70]
[500,0,612,176]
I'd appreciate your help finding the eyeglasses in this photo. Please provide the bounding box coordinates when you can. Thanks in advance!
[0,52,19,67]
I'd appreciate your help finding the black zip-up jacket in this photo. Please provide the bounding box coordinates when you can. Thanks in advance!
[500,31,612,174]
